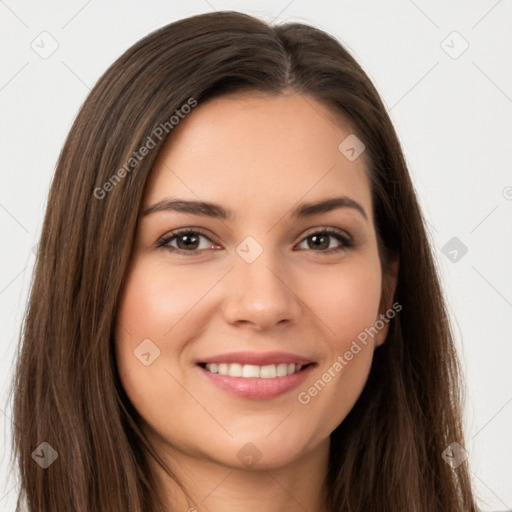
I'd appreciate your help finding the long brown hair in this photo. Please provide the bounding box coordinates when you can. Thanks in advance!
[11,10,479,512]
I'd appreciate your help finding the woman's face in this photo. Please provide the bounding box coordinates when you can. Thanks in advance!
[115,92,397,471]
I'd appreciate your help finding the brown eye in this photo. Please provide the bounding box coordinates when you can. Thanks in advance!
[306,233,330,250]
[157,229,220,255]
[297,229,353,253]
[175,233,201,250]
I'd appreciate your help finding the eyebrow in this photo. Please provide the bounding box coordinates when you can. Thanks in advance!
[143,195,368,221]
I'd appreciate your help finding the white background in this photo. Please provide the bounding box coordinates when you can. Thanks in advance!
[1,1,511,510]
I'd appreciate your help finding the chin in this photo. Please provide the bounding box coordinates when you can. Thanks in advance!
[211,429,322,471]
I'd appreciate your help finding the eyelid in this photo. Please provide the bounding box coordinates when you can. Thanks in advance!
[298,225,352,243]
[156,226,221,250]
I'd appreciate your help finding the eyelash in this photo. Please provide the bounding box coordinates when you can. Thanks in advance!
[156,227,354,257]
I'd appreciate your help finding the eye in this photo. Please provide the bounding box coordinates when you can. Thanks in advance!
[296,228,353,254]
[157,227,354,256]
[157,228,220,256]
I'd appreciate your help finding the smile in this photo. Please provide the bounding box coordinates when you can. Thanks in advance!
[196,351,316,400]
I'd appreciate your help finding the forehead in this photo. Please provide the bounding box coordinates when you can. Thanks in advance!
[143,92,373,223]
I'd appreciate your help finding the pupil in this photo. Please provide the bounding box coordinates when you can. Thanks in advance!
[310,234,328,250]
[178,234,199,250]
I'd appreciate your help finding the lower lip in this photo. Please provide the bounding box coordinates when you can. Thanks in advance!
[197,364,316,400]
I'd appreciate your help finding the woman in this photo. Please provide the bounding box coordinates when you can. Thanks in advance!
[12,10,479,512]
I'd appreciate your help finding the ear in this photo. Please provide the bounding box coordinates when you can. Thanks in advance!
[374,255,399,348]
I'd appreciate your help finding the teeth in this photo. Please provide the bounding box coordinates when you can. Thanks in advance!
[242,364,260,378]
[276,363,287,377]
[228,363,243,377]
[260,364,276,378]
[204,362,304,378]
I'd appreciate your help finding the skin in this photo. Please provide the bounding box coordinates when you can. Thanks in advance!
[115,91,398,512]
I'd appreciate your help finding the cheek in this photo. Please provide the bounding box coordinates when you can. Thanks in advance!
[116,258,222,344]
[114,257,229,398]
[293,255,382,433]
[308,256,383,350]
[114,259,219,437]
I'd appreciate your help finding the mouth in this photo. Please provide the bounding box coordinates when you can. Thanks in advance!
[196,351,316,400]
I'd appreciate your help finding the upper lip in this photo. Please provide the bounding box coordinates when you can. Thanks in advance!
[198,351,314,366]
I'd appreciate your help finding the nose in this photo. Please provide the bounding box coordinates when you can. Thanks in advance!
[221,250,302,331]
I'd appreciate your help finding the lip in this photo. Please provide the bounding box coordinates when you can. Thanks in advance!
[196,351,316,400]
[198,351,314,366]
